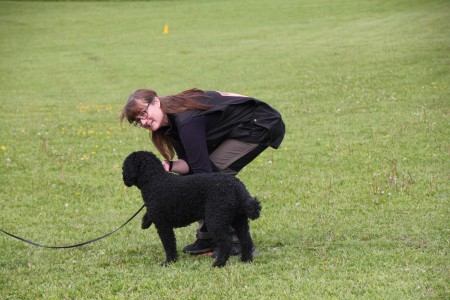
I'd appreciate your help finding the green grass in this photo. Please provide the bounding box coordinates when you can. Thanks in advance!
[1,0,448,298]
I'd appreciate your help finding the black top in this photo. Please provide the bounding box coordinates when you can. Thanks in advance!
[164,91,285,173]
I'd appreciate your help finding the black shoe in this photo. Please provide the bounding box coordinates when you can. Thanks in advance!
[182,239,216,255]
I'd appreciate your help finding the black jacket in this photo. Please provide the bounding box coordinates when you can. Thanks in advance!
[165,91,285,173]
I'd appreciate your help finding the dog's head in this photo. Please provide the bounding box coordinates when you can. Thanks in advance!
[122,151,165,189]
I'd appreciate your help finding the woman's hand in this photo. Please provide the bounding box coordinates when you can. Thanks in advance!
[162,159,190,175]
[161,160,172,172]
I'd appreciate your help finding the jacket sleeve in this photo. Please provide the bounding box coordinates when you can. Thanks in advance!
[176,115,214,174]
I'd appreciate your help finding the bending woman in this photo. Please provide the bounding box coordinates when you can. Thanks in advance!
[121,88,285,255]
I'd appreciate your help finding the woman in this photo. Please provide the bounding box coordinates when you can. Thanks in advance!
[121,88,285,255]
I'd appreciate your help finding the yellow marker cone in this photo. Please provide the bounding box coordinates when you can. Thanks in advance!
[163,24,169,35]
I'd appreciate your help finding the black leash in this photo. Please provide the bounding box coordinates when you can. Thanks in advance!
[1,204,145,249]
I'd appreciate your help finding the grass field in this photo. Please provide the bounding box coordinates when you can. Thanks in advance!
[0,0,449,299]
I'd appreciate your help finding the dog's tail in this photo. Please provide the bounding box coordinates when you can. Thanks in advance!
[244,197,262,220]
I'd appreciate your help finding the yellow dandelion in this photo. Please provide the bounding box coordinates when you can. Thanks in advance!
[1,146,6,151]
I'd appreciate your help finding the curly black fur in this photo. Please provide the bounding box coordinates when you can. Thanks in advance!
[122,151,262,267]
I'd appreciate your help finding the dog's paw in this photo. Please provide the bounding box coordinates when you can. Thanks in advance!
[160,261,171,267]
[141,213,152,229]
[141,222,152,230]
[241,256,253,263]
[212,260,227,268]
[160,257,177,267]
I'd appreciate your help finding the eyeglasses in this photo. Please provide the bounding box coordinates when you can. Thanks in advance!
[133,103,151,127]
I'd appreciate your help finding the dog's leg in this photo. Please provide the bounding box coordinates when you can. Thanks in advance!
[209,226,233,267]
[141,210,152,229]
[156,226,178,266]
[233,216,254,263]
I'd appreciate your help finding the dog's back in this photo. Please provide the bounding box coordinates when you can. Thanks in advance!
[190,173,261,219]
[143,172,261,226]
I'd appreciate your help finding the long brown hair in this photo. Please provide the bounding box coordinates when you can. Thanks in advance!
[120,88,213,160]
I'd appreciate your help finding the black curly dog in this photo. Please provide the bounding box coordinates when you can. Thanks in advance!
[122,151,262,267]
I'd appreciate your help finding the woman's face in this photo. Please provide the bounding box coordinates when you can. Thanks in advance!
[136,98,168,131]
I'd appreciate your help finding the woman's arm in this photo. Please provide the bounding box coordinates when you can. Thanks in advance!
[177,116,214,173]
[162,159,190,174]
